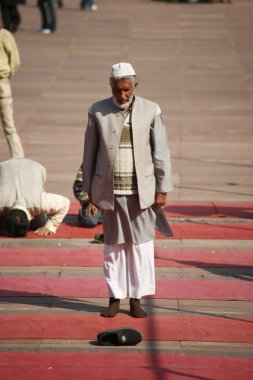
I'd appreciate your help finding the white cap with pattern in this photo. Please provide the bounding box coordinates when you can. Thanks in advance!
[110,62,136,78]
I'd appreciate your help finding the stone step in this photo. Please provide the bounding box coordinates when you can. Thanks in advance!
[0,339,252,357]
[0,298,252,317]
[0,265,252,280]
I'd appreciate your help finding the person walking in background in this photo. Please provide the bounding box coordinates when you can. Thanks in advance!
[83,62,173,318]
[56,0,63,8]
[80,0,97,11]
[0,26,24,158]
[37,0,57,34]
[0,0,25,33]
[0,158,70,237]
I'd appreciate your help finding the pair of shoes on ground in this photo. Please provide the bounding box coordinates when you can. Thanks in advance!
[97,327,142,346]
[101,297,147,318]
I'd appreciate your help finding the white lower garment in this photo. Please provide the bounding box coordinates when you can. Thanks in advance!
[0,79,24,159]
[103,239,155,299]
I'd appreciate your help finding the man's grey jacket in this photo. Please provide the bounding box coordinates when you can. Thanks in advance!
[83,95,173,210]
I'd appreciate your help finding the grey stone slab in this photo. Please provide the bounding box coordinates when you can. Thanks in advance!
[180,341,253,357]
[178,299,253,316]
[7,265,252,280]
[0,339,252,357]
[1,0,252,203]
[1,297,252,318]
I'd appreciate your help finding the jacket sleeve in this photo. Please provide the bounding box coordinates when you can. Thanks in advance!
[82,109,100,193]
[40,192,70,233]
[150,108,173,193]
[4,31,20,77]
[73,164,89,207]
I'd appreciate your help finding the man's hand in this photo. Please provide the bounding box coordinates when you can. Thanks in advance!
[154,192,167,208]
[34,227,54,236]
[87,193,100,211]
[84,202,98,216]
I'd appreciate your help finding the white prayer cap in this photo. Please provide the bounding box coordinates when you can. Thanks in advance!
[110,62,136,78]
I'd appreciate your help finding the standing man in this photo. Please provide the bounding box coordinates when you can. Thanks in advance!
[37,0,56,34]
[0,26,24,158]
[83,62,173,318]
[0,158,70,237]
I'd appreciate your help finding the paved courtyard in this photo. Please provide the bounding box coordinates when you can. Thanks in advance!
[0,0,253,379]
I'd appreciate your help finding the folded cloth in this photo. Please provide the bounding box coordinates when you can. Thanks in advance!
[154,207,173,237]
[97,327,142,346]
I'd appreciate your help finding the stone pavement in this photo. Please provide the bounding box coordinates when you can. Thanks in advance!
[0,0,253,379]
[1,0,253,201]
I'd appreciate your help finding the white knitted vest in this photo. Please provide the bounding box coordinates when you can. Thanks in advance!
[114,113,138,195]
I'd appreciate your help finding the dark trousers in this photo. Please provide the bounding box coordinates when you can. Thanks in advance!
[0,5,21,32]
[37,0,56,31]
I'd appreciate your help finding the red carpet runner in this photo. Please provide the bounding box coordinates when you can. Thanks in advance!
[0,202,252,379]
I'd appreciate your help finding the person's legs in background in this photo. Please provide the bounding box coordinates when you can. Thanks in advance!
[8,6,21,32]
[47,0,56,31]
[0,4,12,30]
[0,79,24,158]
[37,0,49,31]
[56,0,63,8]
[37,0,56,33]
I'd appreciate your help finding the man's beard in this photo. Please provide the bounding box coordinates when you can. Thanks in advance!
[113,93,134,110]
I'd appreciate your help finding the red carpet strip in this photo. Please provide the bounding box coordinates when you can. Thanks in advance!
[0,247,252,267]
[0,352,252,380]
[0,277,252,300]
[69,200,253,219]
[1,220,253,239]
[0,314,253,343]
[163,202,253,219]
[1,201,252,240]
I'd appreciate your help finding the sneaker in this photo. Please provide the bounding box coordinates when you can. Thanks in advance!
[41,28,51,34]
[83,4,98,11]
[94,232,104,244]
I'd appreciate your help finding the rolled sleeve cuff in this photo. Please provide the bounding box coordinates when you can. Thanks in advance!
[44,219,57,234]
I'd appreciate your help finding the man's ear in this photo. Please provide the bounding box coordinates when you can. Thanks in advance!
[135,81,139,89]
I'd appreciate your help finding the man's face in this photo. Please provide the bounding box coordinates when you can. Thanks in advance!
[110,79,137,106]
